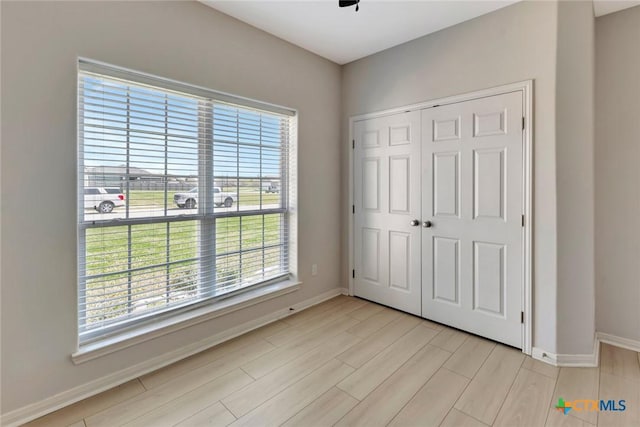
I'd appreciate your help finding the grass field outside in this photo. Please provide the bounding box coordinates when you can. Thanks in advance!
[82,188,285,331]
[123,188,280,209]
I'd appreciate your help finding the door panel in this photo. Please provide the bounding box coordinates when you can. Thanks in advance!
[433,152,460,217]
[389,156,411,213]
[389,231,411,290]
[362,158,381,211]
[354,111,421,315]
[361,228,380,282]
[473,148,505,220]
[473,241,506,316]
[433,237,460,304]
[422,91,523,347]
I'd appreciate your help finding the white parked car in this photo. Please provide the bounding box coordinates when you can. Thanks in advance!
[174,187,236,209]
[264,182,279,193]
[84,187,125,213]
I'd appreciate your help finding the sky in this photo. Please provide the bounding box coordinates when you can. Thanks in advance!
[81,74,285,181]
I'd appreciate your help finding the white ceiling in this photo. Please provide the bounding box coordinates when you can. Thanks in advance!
[203,0,640,65]
[593,0,640,17]
[203,0,520,64]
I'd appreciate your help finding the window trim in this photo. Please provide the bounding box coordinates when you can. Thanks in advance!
[79,58,295,117]
[76,58,299,350]
[72,278,301,364]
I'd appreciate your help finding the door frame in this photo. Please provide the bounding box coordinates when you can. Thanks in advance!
[348,80,533,355]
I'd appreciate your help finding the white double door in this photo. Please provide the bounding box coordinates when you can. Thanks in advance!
[353,91,524,347]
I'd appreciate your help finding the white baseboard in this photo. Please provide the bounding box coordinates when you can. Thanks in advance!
[532,338,600,367]
[532,332,640,368]
[597,332,640,353]
[531,347,558,365]
[0,287,345,427]
[556,339,600,367]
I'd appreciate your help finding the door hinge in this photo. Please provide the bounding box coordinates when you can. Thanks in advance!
[352,139,355,149]
[521,311,525,324]
[352,270,355,279]
[521,214,525,227]
[522,117,525,130]
[352,205,355,214]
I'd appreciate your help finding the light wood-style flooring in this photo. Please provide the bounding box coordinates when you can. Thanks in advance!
[24,296,640,427]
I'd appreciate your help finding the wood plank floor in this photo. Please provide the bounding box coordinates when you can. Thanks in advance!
[24,296,640,427]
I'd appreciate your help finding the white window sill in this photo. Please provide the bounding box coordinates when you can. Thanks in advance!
[72,279,301,364]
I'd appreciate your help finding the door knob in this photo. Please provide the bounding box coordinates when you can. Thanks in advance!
[410,219,420,226]
[423,220,433,228]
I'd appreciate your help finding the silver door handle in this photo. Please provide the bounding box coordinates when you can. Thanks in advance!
[410,219,420,226]
[423,220,433,228]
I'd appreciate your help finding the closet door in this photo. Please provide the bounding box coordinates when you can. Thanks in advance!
[421,92,524,347]
[353,111,422,315]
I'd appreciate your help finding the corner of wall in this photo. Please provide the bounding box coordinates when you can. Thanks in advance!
[593,5,640,344]
[553,0,597,355]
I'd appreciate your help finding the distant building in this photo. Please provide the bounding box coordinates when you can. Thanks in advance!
[84,165,156,187]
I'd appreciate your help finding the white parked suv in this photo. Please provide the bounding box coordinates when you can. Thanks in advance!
[84,187,125,213]
[174,187,236,209]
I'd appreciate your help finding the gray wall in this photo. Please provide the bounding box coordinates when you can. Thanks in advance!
[1,1,342,413]
[4,0,635,418]
[555,0,596,355]
[341,0,561,353]
[595,6,640,343]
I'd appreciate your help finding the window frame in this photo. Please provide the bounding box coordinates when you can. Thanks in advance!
[77,59,298,346]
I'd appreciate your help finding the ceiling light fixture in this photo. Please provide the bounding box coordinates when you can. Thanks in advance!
[339,0,360,12]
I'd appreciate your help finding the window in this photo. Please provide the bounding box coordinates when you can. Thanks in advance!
[78,60,294,343]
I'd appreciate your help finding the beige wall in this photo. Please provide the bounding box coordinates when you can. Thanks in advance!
[555,0,596,355]
[0,1,342,414]
[4,0,633,419]
[595,6,640,343]
[341,0,560,353]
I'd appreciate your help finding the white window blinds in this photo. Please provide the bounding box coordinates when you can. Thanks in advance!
[78,61,293,342]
